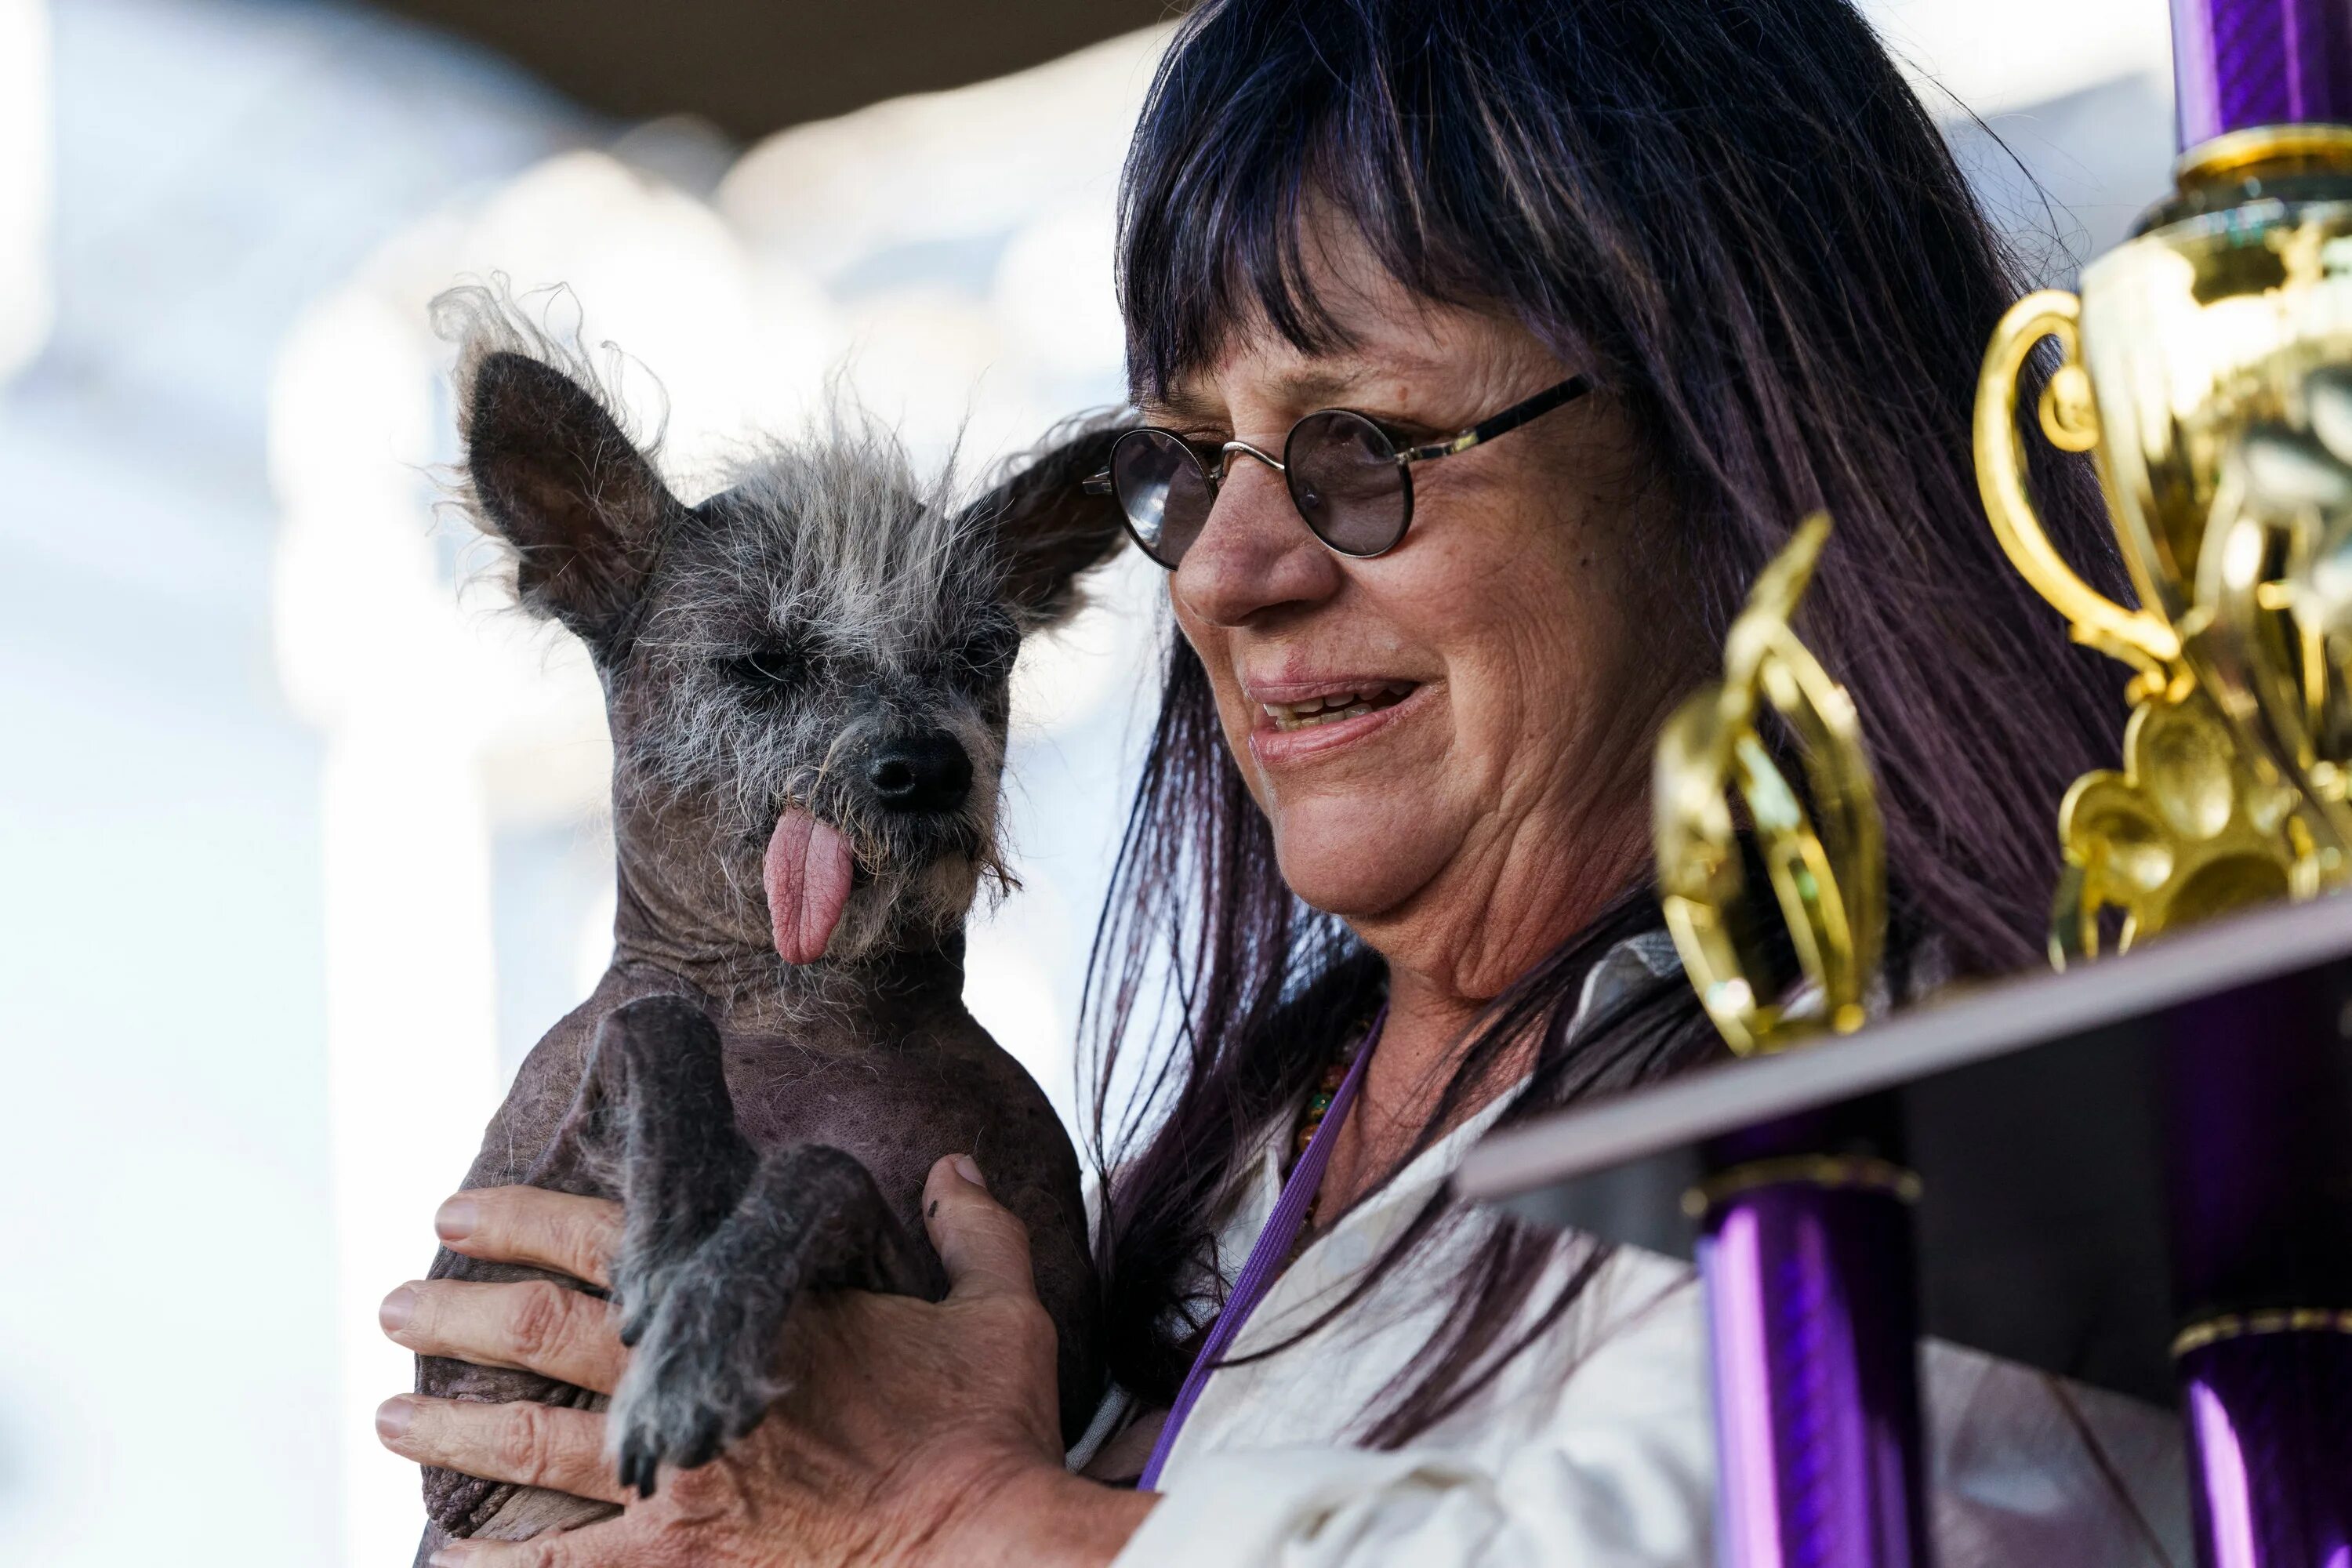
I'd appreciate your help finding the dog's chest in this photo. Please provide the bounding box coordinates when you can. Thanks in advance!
[486,975,1002,1228]
[714,1017,983,1218]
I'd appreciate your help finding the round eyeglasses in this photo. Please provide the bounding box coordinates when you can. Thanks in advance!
[1085,374,1590,568]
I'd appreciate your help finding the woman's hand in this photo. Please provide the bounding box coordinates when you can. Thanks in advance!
[376,1156,1153,1567]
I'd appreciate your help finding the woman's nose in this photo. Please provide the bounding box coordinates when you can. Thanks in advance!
[1172,460,1342,626]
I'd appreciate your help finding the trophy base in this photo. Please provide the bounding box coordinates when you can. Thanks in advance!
[1458,893,2352,1409]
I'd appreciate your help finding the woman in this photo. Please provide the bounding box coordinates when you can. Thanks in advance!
[372,0,2189,1561]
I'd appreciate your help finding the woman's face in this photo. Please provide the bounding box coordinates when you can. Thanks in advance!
[1149,233,1690,1000]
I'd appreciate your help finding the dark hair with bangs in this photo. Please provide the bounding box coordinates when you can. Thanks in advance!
[1083,0,2130,1446]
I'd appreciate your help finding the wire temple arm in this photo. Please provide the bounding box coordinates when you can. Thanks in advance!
[1398,373,1592,463]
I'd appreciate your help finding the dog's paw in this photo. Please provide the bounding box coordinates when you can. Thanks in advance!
[604,1261,794,1497]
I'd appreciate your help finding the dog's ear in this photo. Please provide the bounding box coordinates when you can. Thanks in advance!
[963,412,1135,632]
[463,350,678,651]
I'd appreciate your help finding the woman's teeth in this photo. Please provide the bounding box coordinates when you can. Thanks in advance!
[1262,683,1414,732]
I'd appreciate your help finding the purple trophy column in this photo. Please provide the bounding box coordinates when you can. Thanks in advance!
[2160,3,2352,1555]
[1694,1149,1929,1568]
[2162,967,2352,1568]
[2172,0,2352,147]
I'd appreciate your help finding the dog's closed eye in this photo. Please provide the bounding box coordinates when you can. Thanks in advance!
[725,641,808,693]
[954,618,1021,691]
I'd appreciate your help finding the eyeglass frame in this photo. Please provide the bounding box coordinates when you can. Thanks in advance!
[1083,372,1592,566]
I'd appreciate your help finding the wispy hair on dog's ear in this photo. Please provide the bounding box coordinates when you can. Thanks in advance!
[960,410,1136,631]
[436,281,683,652]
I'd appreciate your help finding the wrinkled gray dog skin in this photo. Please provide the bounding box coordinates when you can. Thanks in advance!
[411,285,1127,1561]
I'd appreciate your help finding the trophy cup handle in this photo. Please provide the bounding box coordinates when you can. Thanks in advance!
[1975,290,2182,678]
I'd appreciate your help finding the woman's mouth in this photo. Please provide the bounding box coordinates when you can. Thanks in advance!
[1260,682,1416,732]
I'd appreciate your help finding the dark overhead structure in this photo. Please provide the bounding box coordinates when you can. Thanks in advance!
[373,0,1178,143]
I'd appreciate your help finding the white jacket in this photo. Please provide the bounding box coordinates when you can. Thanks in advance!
[1088,936,2191,1567]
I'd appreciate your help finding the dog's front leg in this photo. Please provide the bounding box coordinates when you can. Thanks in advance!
[606,1142,949,1497]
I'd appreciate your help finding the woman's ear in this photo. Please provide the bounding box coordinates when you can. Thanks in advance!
[963,411,1135,631]
[462,350,679,651]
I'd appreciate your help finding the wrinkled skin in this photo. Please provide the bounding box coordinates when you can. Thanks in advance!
[380,1167,1152,1568]
[1152,231,1688,1203]
[405,292,1131,1560]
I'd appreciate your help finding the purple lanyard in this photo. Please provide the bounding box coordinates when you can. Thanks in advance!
[1137,1007,1385,1490]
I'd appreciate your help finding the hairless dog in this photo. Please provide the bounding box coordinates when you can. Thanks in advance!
[409,286,1127,1560]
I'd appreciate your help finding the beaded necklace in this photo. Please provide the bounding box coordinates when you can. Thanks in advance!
[1282,1015,1378,1254]
[1288,1043,1361,1171]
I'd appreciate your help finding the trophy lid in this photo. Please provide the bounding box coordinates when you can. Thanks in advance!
[1457,893,2352,1407]
[2172,0,2352,150]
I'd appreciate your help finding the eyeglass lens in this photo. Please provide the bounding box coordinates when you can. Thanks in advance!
[1285,409,1409,557]
[1109,413,1411,568]
[1109,430,1215,568]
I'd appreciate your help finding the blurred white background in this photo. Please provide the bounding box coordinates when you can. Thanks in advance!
[0,0,2180,1563]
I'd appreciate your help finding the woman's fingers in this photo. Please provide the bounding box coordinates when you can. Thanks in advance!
[376,1393,627,1506]
[922,1154,1037,1304]
[382,1278,627,1394]
[421,1500,668,1567]
[427,1541,566,1567]
[424,1520,626,1567]
[436,1187,621,1290]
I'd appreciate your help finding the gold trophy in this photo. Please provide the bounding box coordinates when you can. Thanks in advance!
[1976,125,2352,954]
[1972,18,2352,1544]
[1654,514,1886,1053]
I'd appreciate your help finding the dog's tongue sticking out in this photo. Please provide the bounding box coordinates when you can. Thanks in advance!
[764,809,854,965]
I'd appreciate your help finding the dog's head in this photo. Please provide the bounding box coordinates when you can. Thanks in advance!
[442,289,1129,969]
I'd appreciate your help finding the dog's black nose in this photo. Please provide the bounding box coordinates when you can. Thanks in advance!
[867,731,973,814]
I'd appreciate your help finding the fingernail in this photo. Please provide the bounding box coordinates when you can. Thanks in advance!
[952,1153,986,1189]
[429,1547,477,1566]
[379,1284,418,1334]
[434,1195,477,1242]
[375,1396,415,1444]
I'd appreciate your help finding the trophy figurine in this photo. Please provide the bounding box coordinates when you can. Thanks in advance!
[1656,514,1884,1054]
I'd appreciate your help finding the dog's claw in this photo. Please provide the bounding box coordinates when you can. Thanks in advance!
[618,1434,659,1499]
